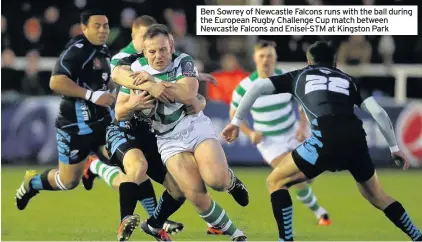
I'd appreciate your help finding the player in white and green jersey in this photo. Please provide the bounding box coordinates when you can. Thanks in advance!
[112,24,248,242]
[229,40,332,227]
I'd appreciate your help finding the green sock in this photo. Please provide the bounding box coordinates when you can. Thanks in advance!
[199,200,243,237]
[90,159,120,187]
[296,184,320,211]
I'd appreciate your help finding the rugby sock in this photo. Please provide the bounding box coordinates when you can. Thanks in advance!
[138,179,158,217]
[271,189,294,241]
[90,159,120,187]
[119,182,139,221]
[30,169,54,191]
[148,190,185,228]
[295,185,327,219]
[384,201,421,241]
[199,200,244,238]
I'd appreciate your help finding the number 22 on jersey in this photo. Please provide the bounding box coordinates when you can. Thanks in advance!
[305,75,350,96]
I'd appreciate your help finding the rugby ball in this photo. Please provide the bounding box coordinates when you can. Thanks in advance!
[134,90,157,118]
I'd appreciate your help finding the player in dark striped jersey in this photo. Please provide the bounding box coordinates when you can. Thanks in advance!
[222,41,421,241]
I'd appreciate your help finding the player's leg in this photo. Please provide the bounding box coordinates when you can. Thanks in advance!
[265,136,327,241]
[141,173,185,240]
[192,116,249,206]
[15,129,90,210]
[270,150,330,226]
[164,152,247,241]
[349,152,421,241]
[139,130,185,235]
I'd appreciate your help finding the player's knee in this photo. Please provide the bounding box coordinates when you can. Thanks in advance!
[266,174,287,192]
[62,178,80,190]
[205,171,230,192]
[123,150,148,182]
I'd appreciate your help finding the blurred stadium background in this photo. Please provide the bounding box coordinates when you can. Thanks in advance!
[2,0,422,241]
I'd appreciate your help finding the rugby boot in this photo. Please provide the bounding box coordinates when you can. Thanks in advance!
[117,214,141,241]
[227,169,249,207]
[232,235,248,241]
[82,154,98,190]
[163,220,184,234]
[140,220,172,241]
[318,213,332,226]
[15,170,39,210]
[207,226,224,235]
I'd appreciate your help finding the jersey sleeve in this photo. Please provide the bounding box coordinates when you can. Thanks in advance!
[119,86,131,95]
[268,70,297,94]
[110,52,131,70]
[176,55,199,80]
[116,53,141,67]
[230,81,246,110]
[351,78,372,106]
[51,44,84,81]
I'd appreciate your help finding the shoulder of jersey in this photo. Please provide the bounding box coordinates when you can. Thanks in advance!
[63,36,95,58]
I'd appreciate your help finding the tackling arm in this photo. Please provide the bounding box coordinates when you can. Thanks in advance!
[229,107,254,137]
[114,91,134,121]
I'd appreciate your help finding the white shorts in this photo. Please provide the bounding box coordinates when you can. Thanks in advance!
[256,125,309,165]
[156,112,218,164]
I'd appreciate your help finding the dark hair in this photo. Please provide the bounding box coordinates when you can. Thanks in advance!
[80,9,106,25]
[143,24,170,41]
[254,39,277,50]
[306,41,335,65]
[133,15,157,28]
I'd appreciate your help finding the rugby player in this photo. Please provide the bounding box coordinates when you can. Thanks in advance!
[227,40,331,231]
[15,10,115,209]
[112,24,248,241]
[222,41,421,241]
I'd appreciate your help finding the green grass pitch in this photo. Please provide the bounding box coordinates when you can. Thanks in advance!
[2,166,421,241]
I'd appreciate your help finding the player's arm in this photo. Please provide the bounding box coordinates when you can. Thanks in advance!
[114,88,134,121]
[50,45,113,106]
[185,94,207,115]
[231,72,294,126]
[360,97,398,152]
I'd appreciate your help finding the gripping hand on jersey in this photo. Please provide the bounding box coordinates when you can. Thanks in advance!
[130,71,174,103]
[221,124,240,144]
[85,90,115,107]
[127,90,156,111]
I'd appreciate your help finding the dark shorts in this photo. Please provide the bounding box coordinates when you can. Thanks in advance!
[105,123,166,184]
[292,116,375,183]
[56,120,109,165]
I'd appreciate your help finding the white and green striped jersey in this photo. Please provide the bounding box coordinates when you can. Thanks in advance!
[110,42,137,70]
[231,69,297,136]
[120,52,199,134]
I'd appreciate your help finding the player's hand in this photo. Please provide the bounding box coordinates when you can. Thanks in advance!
[92,91,115,107]
[198,73,217,86]
[127,90,156,110]
[249,131,263,145]
[148,83,174,104]
[295,122,308,143]
[130,71,154,86]
[391,150,410,170]
[221,124,240,144]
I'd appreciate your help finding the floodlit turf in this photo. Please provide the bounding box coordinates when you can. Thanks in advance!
[2,166,421,241]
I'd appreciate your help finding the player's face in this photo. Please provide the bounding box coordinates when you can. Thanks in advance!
[132,26,148,52]
[143,34,172,71]
[82,15,109,46]
[254,46,277,74]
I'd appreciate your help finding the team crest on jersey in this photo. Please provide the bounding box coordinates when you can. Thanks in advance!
[167,69,176,81]
[102,72,108,81]
[181,61,196,77]
[93,58,102,69]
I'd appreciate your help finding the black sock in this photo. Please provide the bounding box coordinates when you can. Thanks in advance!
[119,182,139,221]
[30,169,55,191]
[384,201,421,241]
[138,179,157,217]
[271,189,294,241]
[147,190,185,228]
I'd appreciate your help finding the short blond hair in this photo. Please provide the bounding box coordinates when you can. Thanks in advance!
[254,40,277,52]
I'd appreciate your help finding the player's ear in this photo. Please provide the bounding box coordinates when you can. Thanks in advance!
[80,23,87,32]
